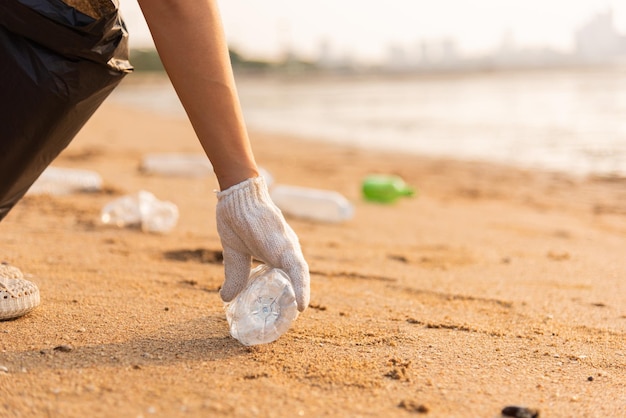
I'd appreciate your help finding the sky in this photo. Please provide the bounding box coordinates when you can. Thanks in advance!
[119,0,626,63]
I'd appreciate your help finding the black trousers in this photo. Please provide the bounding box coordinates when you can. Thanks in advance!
[0,0,132,221]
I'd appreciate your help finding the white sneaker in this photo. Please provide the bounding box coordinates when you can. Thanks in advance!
[0,263,40,320]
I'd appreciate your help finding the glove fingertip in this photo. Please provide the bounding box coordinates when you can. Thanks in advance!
[284,264,310,312]
[221,250,252,303]
[296,292,310,312]
[220,279,247,303]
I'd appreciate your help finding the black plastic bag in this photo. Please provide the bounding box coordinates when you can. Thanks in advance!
[0,0,132,221]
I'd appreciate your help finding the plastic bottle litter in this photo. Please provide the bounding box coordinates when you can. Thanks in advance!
[27,167,103,196]
[270,185,353,223]
[140,153,213,177]
[139,154,275,188]
[362,174,415,203]
[100,190,179,233]
[225,265,299,346]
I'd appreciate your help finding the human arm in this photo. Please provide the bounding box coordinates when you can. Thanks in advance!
[137,0,256,190]
[137,0,310,311]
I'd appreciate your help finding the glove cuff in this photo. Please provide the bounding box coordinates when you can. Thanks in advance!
[216,176,281,232]
[216,176,269,201]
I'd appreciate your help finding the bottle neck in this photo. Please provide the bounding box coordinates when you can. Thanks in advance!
[401,187,415,197]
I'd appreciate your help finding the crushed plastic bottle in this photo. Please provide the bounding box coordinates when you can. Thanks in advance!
[140,153,213,177]
[100,190,179,233]
[225,265,299,346]
[269,184,353,223]
[362,174,415,203]
[27,167,103,195]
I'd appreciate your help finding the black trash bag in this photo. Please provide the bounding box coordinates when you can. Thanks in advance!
[0,0,133,221]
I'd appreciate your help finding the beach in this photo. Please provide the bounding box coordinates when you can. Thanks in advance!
[1,96,625,417]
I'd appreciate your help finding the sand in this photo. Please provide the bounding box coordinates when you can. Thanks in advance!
[1,85,625,417]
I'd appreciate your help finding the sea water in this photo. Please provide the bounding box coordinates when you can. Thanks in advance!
[111,67,626,177]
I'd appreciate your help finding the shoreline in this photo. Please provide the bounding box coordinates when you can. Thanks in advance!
[113,69,626,181]
[1,101,625,417]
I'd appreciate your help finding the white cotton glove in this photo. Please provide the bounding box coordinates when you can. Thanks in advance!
[216,176,310,311]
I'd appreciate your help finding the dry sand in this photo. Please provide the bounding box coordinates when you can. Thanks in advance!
[1,88,625,417]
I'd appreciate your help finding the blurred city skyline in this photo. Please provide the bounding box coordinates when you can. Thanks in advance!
[120,0,626,67]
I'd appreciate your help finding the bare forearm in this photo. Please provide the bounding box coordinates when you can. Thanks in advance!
[138,0,258,190]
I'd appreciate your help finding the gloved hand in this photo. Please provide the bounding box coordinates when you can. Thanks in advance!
[216,176,310,311]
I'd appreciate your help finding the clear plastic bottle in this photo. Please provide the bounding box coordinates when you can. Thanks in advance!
[140,153,213,177]
[269,184,354,223]
[27,167,103,195]
[362,174,415,203]
[139,154,276,189]
[225,265,299,346]
[100,190,179,233]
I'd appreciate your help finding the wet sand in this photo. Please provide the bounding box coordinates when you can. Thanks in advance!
[1,98,625,417]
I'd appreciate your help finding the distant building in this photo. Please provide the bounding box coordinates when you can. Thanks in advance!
[417,39,459,68]
[383,38,460,72]
[316,39,334,69]
[575,9,626,62]
[386,44,410,71]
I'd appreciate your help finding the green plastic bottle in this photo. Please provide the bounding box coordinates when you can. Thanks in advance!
[362,175,415,203]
